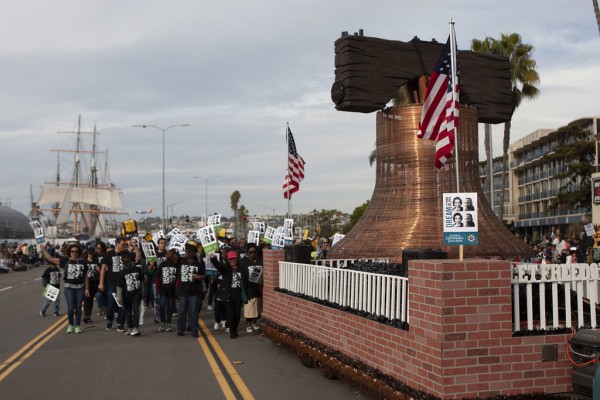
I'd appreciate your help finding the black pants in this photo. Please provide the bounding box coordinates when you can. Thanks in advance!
[225,288,242,337]
[124,293,141,329]
[83,281,99,318]
[214,300,227,323]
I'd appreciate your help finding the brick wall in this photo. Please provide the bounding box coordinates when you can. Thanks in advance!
[262,249,573,399]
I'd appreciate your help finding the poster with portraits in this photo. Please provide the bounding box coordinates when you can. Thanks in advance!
[30,221,45,244]
[252,221,266,234]
[44,284,60,302]
[198,226,219,253]
[263,226,276,245]
[443,192,478,245]
[169,233,188,254]
[152,230,166,246]
[247,230,260,245]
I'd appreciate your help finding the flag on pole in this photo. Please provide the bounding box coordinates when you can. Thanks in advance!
[416,35,459,169]
[283,126,305,199]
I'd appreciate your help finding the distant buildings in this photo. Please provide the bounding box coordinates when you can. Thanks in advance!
[479,116,599,240]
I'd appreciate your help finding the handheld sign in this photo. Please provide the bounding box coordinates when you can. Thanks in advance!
[264,226,276,245]
[247,230,260,245]
[198,226,219,253]
[141,242,158,264]
[331,233,345,246]
[44,284,60,302]
[30,221,45,244]
[168,233,188,255]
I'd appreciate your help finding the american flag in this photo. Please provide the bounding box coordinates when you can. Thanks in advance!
[282,126,305,199]
[416,36,459,169]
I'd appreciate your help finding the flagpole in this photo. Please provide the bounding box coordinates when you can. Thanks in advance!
[449,19,463,261]
[286,122,291,218]
[449,19,460,193]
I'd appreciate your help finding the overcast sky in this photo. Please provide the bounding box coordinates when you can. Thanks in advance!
[1,0,599,221]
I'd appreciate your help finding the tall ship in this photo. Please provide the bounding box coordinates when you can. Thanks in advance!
[31,116,123,239]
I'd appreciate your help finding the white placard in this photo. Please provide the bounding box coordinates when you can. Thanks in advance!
[30,221,45,244]
[247,230,260,245]
[252,222,266,234]
[167,228,182,238]
[168,233,188,254]
[248,265,263,283]
[207,214,221,226]
[141,242,157,262]
[44,285,60,302]
[331,233,345,246]
[271,232,285,249]
[152,230,166,246]
[585,223,596,237]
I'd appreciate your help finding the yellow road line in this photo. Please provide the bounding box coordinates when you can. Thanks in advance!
[196,334,237,399]
[198,318,255,400]
[0,317,68,382]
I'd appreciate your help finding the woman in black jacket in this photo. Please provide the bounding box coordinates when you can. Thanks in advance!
[210,250,247,339]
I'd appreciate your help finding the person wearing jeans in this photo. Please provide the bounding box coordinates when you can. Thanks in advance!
[99,237,141,332]
[39,243,89,334]
[157,249,178,332]
[176,242,205,338]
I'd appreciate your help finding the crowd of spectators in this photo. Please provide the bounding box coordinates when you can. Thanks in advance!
[0,240,44,272]
[520,225,597,264]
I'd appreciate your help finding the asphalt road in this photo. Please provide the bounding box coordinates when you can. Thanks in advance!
[0,267,365,400]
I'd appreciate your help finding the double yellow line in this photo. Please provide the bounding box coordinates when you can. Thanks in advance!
[196,319,255,400]
[0,316,67,382]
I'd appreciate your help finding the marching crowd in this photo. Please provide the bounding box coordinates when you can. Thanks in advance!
[36,236,267,339]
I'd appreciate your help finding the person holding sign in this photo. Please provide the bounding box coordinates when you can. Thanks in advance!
[117,253,144,336]
[240,243,263,333]
[39,243,89,334]
[209,251,247,339]
[99,237,142,332]
[156,248,179,332]
[39,260,61,317]
[176,242,205,338]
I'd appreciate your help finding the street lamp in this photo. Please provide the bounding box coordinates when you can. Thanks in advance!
[133,123,190,231]
[193,175,220,222]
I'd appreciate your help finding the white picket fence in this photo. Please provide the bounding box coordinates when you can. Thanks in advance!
[512,263,600,332]
[279,260,409,323]
[281,260,600,333]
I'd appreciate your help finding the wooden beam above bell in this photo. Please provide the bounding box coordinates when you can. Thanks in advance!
[331,33,513,124]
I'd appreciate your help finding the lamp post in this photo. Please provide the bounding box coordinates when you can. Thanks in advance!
[193,175,220,222]
[133,124,190,231]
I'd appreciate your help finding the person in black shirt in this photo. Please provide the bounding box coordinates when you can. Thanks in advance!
[39,243,89,334]
[240,243,262,333]
[99,236,142,332]
[176,242,205,338]
[210,250,247,339]
[156,248,178,332]
[117,253,144,336]
[82,248,101,323]
[40,262,61,317]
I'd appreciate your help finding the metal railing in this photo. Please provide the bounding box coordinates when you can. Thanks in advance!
[279,261,409,324]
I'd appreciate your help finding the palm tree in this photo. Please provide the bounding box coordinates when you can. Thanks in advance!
[230,190,241,237]
[471,33,540,222]
[594,0,600,36]
[471,38,501,209]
